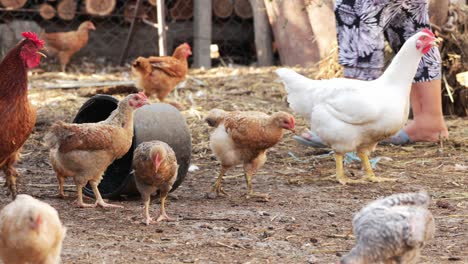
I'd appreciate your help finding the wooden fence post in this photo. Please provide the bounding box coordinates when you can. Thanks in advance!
[193,0,212,68]
[250,0,273,66]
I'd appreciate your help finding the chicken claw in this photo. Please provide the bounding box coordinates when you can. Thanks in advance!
[56,192,68,199]
[96,200,124,208]
[244,192,270,201]
[337,176,365,185]
[143,217,155,226]
[211,182,229,196]
[364,175,397,183]
[74,200,97,208]
[156,213,175,222]
[211,167,229,196]
[4,172,18,199]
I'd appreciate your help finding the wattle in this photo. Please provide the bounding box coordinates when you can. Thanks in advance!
[26,54,41,69]
[422,45,432,54]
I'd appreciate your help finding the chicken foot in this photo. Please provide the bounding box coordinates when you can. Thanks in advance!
[90,181,124,208]
[335,153,362,185]
[211,166,229,196]
[357,152,397,183]
[142,188,173,225]
[56,175,67,198]
[244,172,269,200]
[2,166,19,199]
[75,185,96,208]
[142,194,155,225]
[156,189,174,222]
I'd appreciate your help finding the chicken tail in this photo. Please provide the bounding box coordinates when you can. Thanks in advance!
[276,68,316,116]
[370,191,431,209]
[205,109,226,127]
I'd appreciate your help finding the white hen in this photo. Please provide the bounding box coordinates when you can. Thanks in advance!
[276,29,437,184]
[0,194,66,264]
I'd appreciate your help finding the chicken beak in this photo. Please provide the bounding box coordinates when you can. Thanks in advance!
[36,51,47,58]
[31,215,42,234]
[431,38,441,48]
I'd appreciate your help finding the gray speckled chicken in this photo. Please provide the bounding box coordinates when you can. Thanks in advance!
[133,140,178,225]
[341,191,435,264]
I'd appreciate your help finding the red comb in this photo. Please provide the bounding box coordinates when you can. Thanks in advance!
[421,28,434,38]
[21,32,44,49]
[183,43,191,50]
[154,153,161,167]
[290,117,295,127]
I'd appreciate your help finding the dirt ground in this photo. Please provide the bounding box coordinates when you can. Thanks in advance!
[1,67,467,264]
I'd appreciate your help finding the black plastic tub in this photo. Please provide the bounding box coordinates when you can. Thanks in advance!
[73,94,191,199]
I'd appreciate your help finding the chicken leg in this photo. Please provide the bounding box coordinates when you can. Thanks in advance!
[211,166,229,196]
[3,168,18,198]
[142,194,154,225]
[89,181,124,208]
[244,172,269,200]
[156,186,174,222]
[243,163,269,200]
[335,153,358,185]
[75,184,96,208]
[357,151,396,182]
[56,175,67,198]
[2,154,20,198]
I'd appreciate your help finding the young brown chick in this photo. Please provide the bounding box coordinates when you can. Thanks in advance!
[45,93,148,208]
[133,140,178,225]
[205,109,295,199]
[341,191,435,264]
[0,194,66,264]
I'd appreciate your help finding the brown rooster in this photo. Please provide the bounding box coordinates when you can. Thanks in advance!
[45,93,148,208]
[0,32,45,198]
[133,141,178,225]
[205,109,295,199]
[131,43,192,104]
[41,21,96,72]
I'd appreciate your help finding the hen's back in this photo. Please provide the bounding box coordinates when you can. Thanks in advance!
[350,192,434,263]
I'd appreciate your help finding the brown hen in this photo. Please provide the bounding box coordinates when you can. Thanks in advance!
[133,141,178,225]
[41,21,95,72]
[205,109,295,199]
[131,43,191,105]
[45,93,148,208]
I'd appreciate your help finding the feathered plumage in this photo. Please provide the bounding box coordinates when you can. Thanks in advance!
[0,195,66,264]
[276,30,437,184]
[133,140,178,224]
[205,109,295,199]
[341,191,435,264]
[45,93,148,208]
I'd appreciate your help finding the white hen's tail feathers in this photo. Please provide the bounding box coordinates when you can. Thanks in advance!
[369,191,431,209]
[276,68,317,116]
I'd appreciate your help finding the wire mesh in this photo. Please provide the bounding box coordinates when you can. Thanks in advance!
[0,0,256,68]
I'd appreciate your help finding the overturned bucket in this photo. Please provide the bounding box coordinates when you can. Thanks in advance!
[73,94,191,199]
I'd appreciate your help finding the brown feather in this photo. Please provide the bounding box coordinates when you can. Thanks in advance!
[133,141,178,189]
